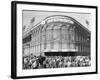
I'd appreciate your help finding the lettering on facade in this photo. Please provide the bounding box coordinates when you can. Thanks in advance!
[46,18,74,24]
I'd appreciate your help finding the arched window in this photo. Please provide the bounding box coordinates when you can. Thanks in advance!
[41,24,47,51]
[33,31,36,54]
[61,24,69,42]
[53,23,61,41]
[52,23,61,50]
[46,24,53,42]
[68,25,75,50]
[61,24,70,50]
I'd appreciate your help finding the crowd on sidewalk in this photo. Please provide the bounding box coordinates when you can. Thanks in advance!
[23,54,91,69]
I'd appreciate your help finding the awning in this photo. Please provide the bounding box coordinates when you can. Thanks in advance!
[43,49,78,52]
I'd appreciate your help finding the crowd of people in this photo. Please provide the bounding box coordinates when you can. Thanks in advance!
[23,54,91,69]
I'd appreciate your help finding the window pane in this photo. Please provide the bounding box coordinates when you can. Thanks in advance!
[46,43,51,51]
[62,43,67,50]
[46,30,52,42]
[53,30,59,41]
[53,42,59,50]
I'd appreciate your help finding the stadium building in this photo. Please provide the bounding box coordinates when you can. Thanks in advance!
[23,15,90,57]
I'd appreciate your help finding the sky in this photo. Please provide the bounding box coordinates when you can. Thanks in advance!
[22,10,91,32]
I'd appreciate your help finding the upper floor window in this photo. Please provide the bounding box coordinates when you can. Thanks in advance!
[23,34,31,44]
